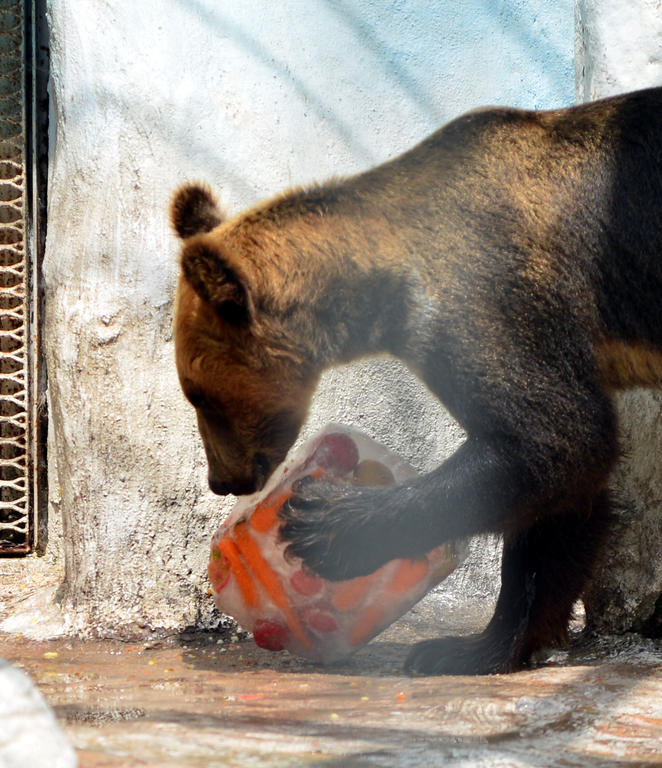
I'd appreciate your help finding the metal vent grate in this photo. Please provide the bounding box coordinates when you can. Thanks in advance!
[0,0,30,553]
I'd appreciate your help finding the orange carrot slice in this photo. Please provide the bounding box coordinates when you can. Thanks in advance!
[429,559,458,585]
[218,537,259,608]
[249,467,325,534]
[233,523,312,650]
[386,558,429,595]
[350,603,389,647]
[332,571,380,611]
[250,490,294,533]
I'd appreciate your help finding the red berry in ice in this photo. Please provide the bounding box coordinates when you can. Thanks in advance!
[253,618,289,651]
[303,609,338,634]
[312,432,359,474]
[290,568,324,596]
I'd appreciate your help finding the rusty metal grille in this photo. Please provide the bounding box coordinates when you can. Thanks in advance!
[0,0,32,554]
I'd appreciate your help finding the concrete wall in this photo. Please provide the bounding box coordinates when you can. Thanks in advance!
[37,0,577,634]
[576,0,662,634]
[576,0,662,101]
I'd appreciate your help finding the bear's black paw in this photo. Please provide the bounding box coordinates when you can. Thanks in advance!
[404,634,524,676]
[279,481,391,581]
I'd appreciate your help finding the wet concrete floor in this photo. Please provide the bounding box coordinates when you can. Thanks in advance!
[3,596,662,767]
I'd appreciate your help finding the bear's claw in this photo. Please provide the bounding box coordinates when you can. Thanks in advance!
[279,481,392,581]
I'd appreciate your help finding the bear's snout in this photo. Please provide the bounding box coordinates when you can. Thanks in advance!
[207,473,233,496]
[207,458,271,497]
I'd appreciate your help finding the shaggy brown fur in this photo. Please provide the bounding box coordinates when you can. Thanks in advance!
[172,87,662,675]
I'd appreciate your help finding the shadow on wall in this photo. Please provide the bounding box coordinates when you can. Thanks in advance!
[164,0,574,186]
[172,0,381,166]
[475,0,575,101]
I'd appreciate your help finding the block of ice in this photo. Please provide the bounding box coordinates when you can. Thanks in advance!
[208,425,466,663]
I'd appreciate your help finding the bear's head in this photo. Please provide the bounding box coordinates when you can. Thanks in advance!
[171,183,318,496]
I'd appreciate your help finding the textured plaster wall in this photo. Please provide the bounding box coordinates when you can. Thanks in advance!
[576,0,662,633]
[40,0,574,634]
[576,0,662,100]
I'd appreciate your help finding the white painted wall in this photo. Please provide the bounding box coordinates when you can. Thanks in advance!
[576,0,662,100]
[39,0,575,633]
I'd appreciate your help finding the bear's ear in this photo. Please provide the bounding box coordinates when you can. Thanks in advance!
[180,239,253,324]
[170,183,225,239]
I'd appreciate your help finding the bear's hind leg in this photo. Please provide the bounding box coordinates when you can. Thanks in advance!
[405,490,613,675]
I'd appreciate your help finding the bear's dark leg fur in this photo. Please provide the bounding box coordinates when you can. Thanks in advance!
[405,491,613,675]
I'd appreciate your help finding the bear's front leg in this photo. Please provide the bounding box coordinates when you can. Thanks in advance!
[405,492,613,675]
[279,438,535,582]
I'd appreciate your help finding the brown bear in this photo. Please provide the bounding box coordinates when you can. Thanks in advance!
[171,86,662,675]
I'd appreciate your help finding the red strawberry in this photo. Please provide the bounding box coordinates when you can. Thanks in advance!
[303,609,338,634]
[290,568,324,596]
[253,618,289,651]
[311,432,359,474]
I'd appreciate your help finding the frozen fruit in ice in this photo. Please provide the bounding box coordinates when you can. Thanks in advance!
[253,618,289,651]
[387,558,430,594]
[250,490,293,533]
[303,609,338,634]
[311,432,359,473]
[332,571,380,611]
[208,424,467,663]
[290,568,324,596]
[352,459,395,486]
[208,547,230,591]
